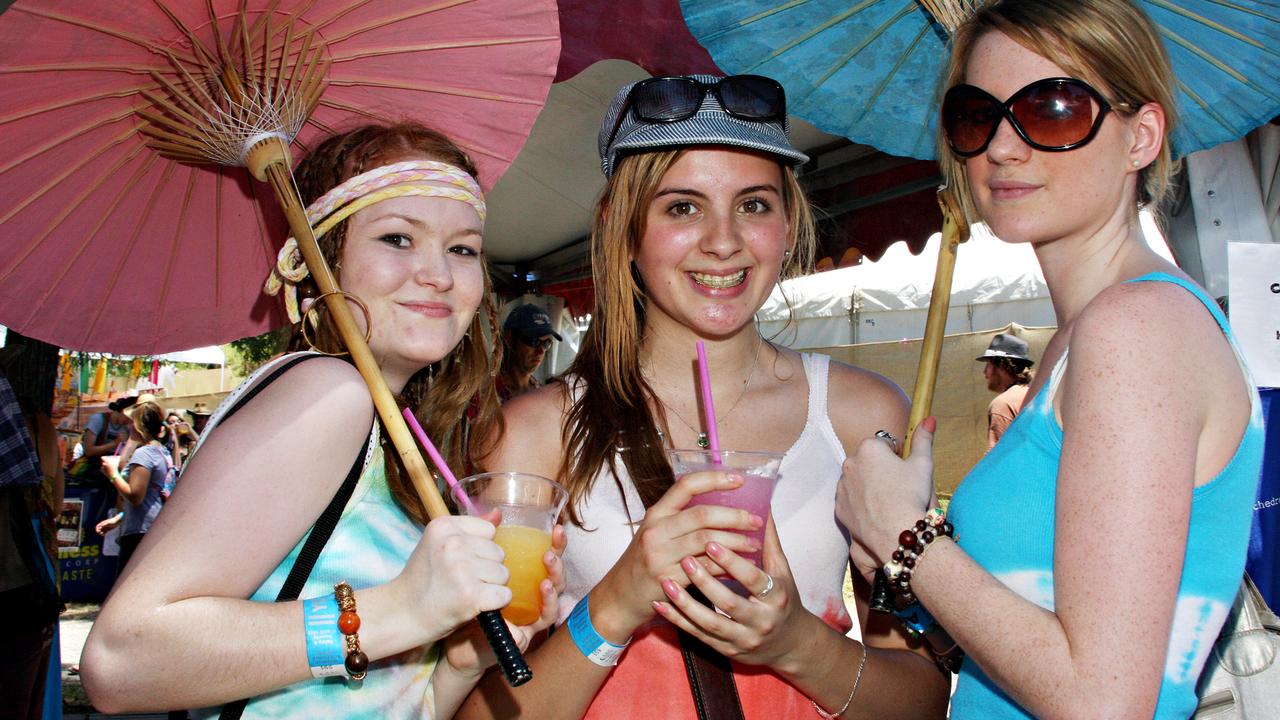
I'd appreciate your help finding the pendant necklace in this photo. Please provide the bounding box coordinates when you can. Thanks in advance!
[656,338,763,449]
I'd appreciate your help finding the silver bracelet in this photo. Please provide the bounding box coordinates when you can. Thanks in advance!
[811,643,868,718]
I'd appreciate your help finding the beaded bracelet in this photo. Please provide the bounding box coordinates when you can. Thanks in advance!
[882,508,953,605]
[334,581,369,681]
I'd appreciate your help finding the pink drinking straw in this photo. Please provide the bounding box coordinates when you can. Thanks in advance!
[401,407,479,515]
[695,341,723,464]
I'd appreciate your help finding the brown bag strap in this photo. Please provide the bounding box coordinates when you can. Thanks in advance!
[677,588,746,720]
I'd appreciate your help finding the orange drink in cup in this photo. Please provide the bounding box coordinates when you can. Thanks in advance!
[458,472,568,626]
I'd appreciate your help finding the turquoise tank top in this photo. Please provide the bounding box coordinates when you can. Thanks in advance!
[190,433,440,719]
[947,272,1265,719]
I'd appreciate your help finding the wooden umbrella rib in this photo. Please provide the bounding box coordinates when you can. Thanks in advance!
[78,161,179,348]
[326,77,544,105]
[140,85,213,132]
[0,143,146,284]
[316,0,473,44]
[147,0,217,67]
[157,55,223,122]
[0,127,135,228]
[851,17,930,124]
[206,0,236,76]
[17,153,157,326]
[1157,27,1249,86]
[0,109,136,176]
[701,0,809,44]
[147,167,192,344]
[760,0,878,65]
[1147,0,1271,49]
[807,2,916,93]
[13,6,198,66]
[1176,80,1236,142]
[328,35,559,63]
[0,84,153,124]
[0,62,165,77]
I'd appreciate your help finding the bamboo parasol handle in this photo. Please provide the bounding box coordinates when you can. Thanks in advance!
[902,186,970,459]
[248,138,450,519]
[870,186,969,614]
[246,138,533,686]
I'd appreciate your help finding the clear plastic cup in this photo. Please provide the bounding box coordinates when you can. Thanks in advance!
[666,449,784,568]
[457,472,568,626]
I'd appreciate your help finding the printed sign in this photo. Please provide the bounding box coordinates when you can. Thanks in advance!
[1228,242,1280,388]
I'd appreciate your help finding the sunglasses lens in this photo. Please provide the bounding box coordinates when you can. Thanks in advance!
[718,75,785,119]
[633,79,705,121]
[942,86,1000,155]
[1010,81,1098,148]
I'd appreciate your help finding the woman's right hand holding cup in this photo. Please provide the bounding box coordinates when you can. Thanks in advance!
[593,470,765,636]
[392,510,513,647]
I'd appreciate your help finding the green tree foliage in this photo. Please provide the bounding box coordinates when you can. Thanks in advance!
[227,326,291,376]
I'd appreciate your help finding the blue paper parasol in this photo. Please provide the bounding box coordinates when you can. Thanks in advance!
[680,0,1280,160]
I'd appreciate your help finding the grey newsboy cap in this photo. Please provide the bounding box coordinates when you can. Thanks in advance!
[598,74,810,177]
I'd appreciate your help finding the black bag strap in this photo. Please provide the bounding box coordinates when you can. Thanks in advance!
[213,354,372,720]
[633,471,746,720]
[678,591,747,720]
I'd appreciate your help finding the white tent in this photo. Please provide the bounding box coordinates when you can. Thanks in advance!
[757,224,1054,349]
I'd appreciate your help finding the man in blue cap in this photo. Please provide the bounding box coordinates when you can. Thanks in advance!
[976,332,1035,450]
[498,303,562,402]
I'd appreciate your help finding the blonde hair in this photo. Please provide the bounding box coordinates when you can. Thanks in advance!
[939,0,1180,220]
[558,148,816,525]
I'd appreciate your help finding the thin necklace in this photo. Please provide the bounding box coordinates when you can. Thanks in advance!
[656,338,764,449]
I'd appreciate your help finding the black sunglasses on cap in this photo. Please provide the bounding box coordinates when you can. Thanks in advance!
[941,77,1131,157]
[604,74,787,153]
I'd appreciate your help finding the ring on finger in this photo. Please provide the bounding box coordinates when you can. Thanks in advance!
[758,573,775,599]
[874,429,900,453]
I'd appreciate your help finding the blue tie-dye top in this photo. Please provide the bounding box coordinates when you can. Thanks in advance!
[191,431,441,719]
[947,272,1264,719]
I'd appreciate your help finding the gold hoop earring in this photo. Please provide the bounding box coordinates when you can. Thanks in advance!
[300,290,373,357]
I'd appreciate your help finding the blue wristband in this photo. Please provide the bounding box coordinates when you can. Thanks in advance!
[566,594,629,667]
[303,594,346,678]
[893,602,937,639]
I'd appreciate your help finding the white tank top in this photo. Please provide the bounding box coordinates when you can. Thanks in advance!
[560,352,859,640]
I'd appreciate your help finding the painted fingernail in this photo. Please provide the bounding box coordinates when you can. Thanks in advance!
[727,473,744,486]
[652,601,668,615]
[661,578,680,599]
[680,556,700,575]
[706,542,724,556]
[748,514,764,529]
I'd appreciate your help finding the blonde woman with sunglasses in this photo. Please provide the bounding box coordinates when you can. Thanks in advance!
[838,2,1265,718]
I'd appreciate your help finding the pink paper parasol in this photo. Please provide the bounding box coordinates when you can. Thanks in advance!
[0,0,559,354]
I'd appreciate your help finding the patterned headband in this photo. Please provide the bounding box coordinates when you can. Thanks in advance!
[264,160,486,323]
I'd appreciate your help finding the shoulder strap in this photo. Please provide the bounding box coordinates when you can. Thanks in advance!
[216,354,370,720]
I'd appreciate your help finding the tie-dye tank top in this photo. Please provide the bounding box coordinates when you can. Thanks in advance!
[560,352,858,718]
[188,354,439,719]
[947,272,1264,719]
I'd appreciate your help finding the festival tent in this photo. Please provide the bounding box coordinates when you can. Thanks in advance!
[757,223,1055,349]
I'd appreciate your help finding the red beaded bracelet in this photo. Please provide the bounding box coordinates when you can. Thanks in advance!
[882,508,953,605]
[334,581,369,681]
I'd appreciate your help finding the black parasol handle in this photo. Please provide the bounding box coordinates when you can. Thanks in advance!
[869,570,895,614]
[478,609,533,686]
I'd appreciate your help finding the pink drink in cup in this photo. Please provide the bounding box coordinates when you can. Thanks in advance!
[667,449,783,568]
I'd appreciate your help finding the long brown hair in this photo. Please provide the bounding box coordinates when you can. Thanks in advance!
[939,0,1179,220]
[559,148,816,526]
[287,122,502,524]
